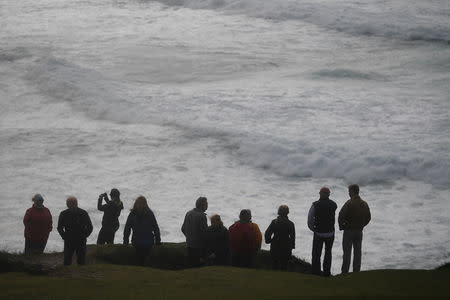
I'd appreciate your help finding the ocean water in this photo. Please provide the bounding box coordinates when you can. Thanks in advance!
[1,0,449,273]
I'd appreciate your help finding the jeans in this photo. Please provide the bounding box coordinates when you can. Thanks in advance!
[312,233,334,276]
[341,230,363,273]
[135,246,151,266]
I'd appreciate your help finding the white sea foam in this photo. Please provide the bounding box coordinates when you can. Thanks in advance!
[1,0,449,272]
[150,0,450,43]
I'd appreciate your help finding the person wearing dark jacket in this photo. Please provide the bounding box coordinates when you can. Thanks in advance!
[307,187,337,276]
[205,214,229,265]
[57,197,93,265]
[97,188,123,244]
[338,184,371,274]
[123,196,161,266]
[23,194,53,254]
[181,197,208,267]
[265,205,296,270]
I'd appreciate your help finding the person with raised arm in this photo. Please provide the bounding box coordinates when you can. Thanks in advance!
[97,188,123,244]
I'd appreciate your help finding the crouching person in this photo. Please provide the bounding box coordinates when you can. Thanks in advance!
[57,197,93,266]
[123,196,161,266]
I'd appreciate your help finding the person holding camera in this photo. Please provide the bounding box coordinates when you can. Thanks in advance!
[97,188,124,244]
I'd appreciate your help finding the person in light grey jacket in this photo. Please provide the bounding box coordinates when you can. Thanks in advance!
[181,197,208,267]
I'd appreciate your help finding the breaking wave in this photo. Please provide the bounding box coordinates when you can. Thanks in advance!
[25,55,450,188]
[147,0,450,43]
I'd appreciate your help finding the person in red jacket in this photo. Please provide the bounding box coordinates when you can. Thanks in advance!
[229,209,261,267]
[23,194,53,254]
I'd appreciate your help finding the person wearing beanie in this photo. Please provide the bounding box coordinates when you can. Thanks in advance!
[308,187,337,276]
[23,194,53,254]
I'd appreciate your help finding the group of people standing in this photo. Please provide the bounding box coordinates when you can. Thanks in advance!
[22,184,371,276]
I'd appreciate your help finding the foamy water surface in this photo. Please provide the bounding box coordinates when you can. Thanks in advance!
[1,0,449,273]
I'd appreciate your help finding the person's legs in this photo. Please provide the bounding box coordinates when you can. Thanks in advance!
[75,240,87,265]
[341,230,352,274]
[135,246,150,266]
[323,235,334,276]
[24,239,32,255]
[271,251,280,270]
[64,242,76,266]
[312,234,324,275]
[106,228,117,244]
[188,247,202,267]
[352,231,363,272]
[279,252,290,271]
[97,227,107,245]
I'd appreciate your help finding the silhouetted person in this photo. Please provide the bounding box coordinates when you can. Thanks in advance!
[57,197,93,265]
[97,188,123,244]
[229,209,261,268]
[338,184,371,274]
[23,194,53,254]
[123,196,161,266]
[308,187,337,276]
[181,197,208,267]
[265,205,295,270]
[205,214,229,265]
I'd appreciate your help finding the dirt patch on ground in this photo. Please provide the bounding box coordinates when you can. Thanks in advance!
[8,245,102,278]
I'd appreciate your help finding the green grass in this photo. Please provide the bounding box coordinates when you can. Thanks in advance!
[1,264,449,299]
[1,245,449,299]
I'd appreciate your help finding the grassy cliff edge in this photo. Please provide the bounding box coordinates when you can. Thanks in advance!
[1,244,449,298]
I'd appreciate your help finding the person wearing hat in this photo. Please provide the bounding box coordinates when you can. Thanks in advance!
[308,187,337,276]
[97,188,124,244]
[23,194,53,254]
